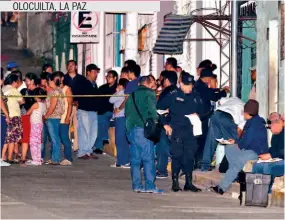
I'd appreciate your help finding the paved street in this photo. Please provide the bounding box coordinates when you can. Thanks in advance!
[1,154,284,219]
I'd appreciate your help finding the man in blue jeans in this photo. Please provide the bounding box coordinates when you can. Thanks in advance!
[156,70,178,179]
[211,100,269,194]
[125,76,163,194]
[253,112,284,193]
[94,70,118,154]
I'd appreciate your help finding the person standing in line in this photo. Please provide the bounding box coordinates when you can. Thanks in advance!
[43,72,65,165]
[248,66,256,100]
[42,64,53,74]
[125,76,164,194]
[76,64,100,160]
[58,72,73,165]
[18,72,38,164]
[94,70,118,154]
[40,71,52,160]
[114,65,141,116]
[120,67,130,80]
[0,68,10,166]
[2,74,24,164]
[109,78,130,168]
[156,71,178,179]
[25,88,47,166]
[63,60,86,152]
[194,69,229,169]
[124,59,136,68]
[158,73,203,192]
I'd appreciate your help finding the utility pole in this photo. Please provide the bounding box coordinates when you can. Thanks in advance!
[230,0,238,97]
[125,12,138,62]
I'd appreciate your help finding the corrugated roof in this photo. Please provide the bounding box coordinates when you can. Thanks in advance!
[153,14,194,55]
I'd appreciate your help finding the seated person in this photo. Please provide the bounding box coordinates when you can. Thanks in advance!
[201,97,245,171]
[210,100,269,195]
[252,112,284,193]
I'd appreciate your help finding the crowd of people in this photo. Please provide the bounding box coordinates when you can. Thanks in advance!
[0,57,283,195]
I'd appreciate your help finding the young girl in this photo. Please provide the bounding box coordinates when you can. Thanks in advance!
[25,88,47,166]
[109,78,130,168]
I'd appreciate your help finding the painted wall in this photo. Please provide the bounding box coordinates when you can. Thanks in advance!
[241,21,256,102]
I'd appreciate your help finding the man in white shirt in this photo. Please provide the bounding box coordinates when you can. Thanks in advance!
[201,97,246,172]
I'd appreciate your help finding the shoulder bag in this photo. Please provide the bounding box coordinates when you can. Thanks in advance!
[132,93,161,143]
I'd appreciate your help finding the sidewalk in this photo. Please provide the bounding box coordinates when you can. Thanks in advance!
[104,127,284,208]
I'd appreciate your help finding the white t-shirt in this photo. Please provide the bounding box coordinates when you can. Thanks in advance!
[216,97,246,130]
[17,82,27,92]
[30,102,47,124]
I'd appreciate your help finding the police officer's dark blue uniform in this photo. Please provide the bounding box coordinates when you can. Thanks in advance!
[158,72,203,192]
[156,71,178,179]
[194,69,228,169]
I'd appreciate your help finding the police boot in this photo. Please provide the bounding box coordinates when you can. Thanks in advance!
[172,173,182,192]
[184,173,201,192]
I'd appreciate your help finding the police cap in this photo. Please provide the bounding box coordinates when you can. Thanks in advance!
[164,71,177,85]
[181,72,195,85]
[200,69,215,78]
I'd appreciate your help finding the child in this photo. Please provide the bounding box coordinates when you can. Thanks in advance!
[25,88,47,166]
[109,78,130,168]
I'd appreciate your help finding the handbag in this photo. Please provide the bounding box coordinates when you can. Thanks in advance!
[131,93,161,143]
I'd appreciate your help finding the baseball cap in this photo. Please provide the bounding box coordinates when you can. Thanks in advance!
[7,62,18,69]
[249,65,256,71]
[181,72,195,85]
[200,69,215,78]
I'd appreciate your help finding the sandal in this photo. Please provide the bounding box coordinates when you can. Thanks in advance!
[44,160,52,165]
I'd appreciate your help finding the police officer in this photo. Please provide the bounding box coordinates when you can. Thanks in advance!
[194,69,229,169]
[156,71,178,179]
[157,72,203,192]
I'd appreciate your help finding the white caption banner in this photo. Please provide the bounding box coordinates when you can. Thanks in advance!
[0,1,160,12]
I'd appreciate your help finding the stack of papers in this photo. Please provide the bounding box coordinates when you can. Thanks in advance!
[256,158,283,163]
[216,138,232,145]
[185,114,202,136]
[157,109,169,115]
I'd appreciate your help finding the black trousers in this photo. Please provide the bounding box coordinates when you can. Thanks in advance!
[170,136,198,174]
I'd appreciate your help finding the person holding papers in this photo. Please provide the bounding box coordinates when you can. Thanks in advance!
[210,100,269,195]
[158,72,204,193]
[252,112,284,194]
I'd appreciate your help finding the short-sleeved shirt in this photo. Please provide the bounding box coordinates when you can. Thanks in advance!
[0,90,9,116]
[46,88,65,119]
[2,85,22,117]
[124,77,140,94]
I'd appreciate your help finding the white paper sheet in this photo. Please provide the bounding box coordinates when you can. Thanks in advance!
[157,109,169,115]
[216,138,233,145]
[185,114,202,136]
[256,158,283,163]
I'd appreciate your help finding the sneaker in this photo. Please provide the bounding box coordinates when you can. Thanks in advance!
[25,161,41,166]
[146,188,164,194]
[110,163,121,168]
[210,186,224,195]
[0,159,11,167]
[121,163,131,169]
[133,188,146,193]
[156,172,168,179]
[60,159,72,166]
